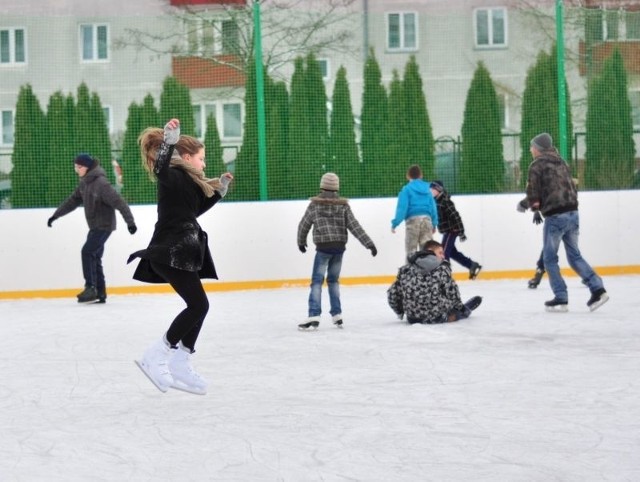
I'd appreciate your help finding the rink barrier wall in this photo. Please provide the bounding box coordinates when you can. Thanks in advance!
[1,191,639,300]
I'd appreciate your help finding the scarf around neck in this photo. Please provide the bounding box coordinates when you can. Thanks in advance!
[169,152,222,198]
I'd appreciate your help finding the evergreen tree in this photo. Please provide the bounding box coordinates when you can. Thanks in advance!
[327,65,360,198]
[74,83,94,155]
[90,92,114,184]
[141,93,160,129]
[121,95,160,204]
[233,59,259,201]
[360,49,389,196]
[11,85,47,208]
[266,78,289,199]
[585,49,635,189]
[122,102,148,203]
[460,62,504,193]
[386,69,410,196]
[402,56,435,180]
[285,56,312,199]
[305,52,328,188]
[204,113,224,179]
[159,76,195,136]
[45,91,76,206]
[519,48,574,188]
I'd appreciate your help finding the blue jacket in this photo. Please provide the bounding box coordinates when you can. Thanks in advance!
[391,179,438,229]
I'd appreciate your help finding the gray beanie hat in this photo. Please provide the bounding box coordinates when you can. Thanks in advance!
[531,133,553,151]
[320,172,339,191]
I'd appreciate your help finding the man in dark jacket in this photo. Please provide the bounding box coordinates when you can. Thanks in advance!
[387,240,482,324]
[525,133,608,312]
[48,153,137,303]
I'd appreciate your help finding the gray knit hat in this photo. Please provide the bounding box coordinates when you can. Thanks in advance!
[320,172,339,191]
[531,133,553,151]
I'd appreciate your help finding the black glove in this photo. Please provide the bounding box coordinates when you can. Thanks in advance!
[459,234,467,242]
[369,245,377,257]
[299,245,306,253]
[128,224,137,234]
[47,216,57,228]
[517,199,528,213]
[533,212,543,225]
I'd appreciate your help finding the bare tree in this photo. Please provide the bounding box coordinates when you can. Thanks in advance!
[114,0,359,78]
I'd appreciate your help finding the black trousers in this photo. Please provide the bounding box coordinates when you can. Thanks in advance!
[81,229,111,293]
[150,261,209,351]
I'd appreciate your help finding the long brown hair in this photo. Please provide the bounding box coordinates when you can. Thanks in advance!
[138,127,204,177]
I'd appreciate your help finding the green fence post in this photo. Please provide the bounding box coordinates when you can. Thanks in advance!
[253,0,268,200]
[556,0,568,160]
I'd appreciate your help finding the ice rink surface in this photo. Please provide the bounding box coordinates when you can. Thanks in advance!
[1,276,639,481]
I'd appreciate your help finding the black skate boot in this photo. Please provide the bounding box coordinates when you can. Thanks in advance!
[77,286,98,304]
[587,288,609,312]
[447,296,483,322]
[96,289,107,304]
[528,268,545,289]
[298,317,320,331]
[464,296,483,312]
[332,314,343,328]
[469,262,482,280]
[544,298,568,313]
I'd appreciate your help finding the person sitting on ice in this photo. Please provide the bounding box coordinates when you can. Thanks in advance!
[387,240,482,324]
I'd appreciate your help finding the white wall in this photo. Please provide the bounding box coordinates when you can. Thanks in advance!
[0,191,638,295]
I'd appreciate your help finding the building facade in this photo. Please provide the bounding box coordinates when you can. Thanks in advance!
[1,0,639,174]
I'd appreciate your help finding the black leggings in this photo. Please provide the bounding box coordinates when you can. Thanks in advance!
[150,261,209,351]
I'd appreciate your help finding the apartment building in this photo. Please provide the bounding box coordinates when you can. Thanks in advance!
[2,0,639,175]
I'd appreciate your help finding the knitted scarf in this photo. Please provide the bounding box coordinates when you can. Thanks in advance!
[169,152,222,198]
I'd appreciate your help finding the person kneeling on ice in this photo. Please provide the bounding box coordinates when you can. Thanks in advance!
[387,240,482,324]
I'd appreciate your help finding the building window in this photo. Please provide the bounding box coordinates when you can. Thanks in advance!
[626,10,640,40]
[193,102,241,140]
[223,103,241,138]
[475,8,507,48]
[193,103,217,138]
[185,18,239,56]
[318,58,331,81]
[80,24,109,62]
[497,92,509,131]
[386,12,418,51]
[587,8,640,41]
[630,90,640,128]
[102,106,112,133]
[0,28,26,65]
[1,110,14,145]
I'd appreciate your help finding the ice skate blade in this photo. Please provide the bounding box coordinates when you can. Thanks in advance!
[78,299,100,305]
[298,321,319,331]
[545,305,568,313]
[170,380,206,395]
[588,293,609,312]
[134,360,170,393]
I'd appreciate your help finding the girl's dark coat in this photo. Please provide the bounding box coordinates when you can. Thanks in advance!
[128,144,221,283]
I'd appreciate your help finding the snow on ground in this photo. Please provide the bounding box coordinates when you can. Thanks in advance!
[1,276,639,481]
